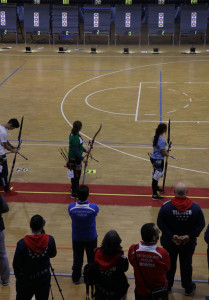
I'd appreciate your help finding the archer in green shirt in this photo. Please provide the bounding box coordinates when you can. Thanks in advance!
[68,121,87,198]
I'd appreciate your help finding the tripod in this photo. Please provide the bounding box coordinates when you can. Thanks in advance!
[50,263,65,300]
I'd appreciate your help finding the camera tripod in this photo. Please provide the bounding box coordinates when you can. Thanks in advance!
[50,263,65,300]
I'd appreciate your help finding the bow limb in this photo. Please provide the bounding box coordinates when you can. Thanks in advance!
[8,116,24,185]
[82,123,102,184]
[162,119,171,190]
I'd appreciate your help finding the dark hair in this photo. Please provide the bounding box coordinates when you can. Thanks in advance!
[77,185,89,201]
[8,118,19,128]
[141,223,158,243]
[101,230,122,255]
[153,123,167,147]
[71,121,82,135]
[30,215,45,232]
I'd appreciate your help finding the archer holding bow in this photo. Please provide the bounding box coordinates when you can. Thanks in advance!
[68,121,88,199]
[0,119,19,194]
[150,123,169,201]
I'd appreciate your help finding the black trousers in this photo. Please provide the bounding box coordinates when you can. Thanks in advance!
[135,290,168,300]
[0,155,9,192]
[95,291,124,300]
[16,276,51,300]
[71,169,81,197]
[150,158,164,195]
[72,238,97,282]
[163,242,196,290]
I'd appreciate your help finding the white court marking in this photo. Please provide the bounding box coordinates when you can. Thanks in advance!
[136,120,209,123]
[167,110,177,114]
[85,84,193,117]
[61,59,209,175]
[22,143,209,151]
[135,82,142,122]
[85,86,136,116]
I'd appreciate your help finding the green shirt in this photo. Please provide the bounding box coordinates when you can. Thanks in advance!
[68,133,85,160]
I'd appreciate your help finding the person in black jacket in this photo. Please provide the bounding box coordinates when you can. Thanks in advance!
[0,195,10,286]
[204,224,209,271]
[157,181,205,296]
[13,214,57,300]
[94,230,129,300]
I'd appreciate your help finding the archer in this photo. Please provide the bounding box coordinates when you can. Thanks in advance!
[150,123,169,201]
[0,119,19,193]
[68,121,88,199]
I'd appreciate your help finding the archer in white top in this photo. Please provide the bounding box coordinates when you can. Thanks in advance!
[0,119,20,192]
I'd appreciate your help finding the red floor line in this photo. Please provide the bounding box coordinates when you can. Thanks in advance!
[6,245,206,255]
[2,182,209,208]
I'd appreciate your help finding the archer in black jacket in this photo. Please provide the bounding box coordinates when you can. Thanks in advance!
[13,215,57,300]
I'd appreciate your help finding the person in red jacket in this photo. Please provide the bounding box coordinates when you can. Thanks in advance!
[128,223,170,300]
[94,230,129,300]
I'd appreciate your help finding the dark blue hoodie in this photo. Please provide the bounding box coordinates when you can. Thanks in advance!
[157,200,205,247]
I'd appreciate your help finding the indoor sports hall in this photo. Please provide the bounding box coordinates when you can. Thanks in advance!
[0,0,209,299]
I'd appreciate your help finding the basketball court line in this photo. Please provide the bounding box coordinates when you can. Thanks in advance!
[2,183,209,208]
[5,245,207,257]
[1,52,209,59]
[9,139,209,148]
[160,71,163,122]
[135,120,209,123]
[0,61,26,87]
[85,86,136,116]
[18,143,209,150]
[135,82,142,121]
[61,60,209,176]
[85,82,193,118]
[2,190,209,199]
[6,271,207,283]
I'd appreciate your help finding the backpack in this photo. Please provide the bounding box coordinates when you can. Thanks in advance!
[84,262,98,300]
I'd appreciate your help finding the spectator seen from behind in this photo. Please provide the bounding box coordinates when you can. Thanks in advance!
[94,230,129,300]
[0,195,10,286]
[128,223,170,300]
[68,184,99,284]
[204,224,209,271]
[157,181,205,296]
[13,215,57,300]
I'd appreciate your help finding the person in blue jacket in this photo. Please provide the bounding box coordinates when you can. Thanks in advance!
[157,181,205,296]
[13,215,57,300]
[68,184,99,284]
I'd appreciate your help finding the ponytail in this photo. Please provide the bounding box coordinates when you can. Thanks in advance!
[153,123,167,147]
[71,121,82,135]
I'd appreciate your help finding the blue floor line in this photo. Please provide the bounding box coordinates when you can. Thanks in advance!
[0,61,26,87]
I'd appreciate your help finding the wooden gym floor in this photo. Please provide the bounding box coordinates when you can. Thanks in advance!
[0,43,209,299]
